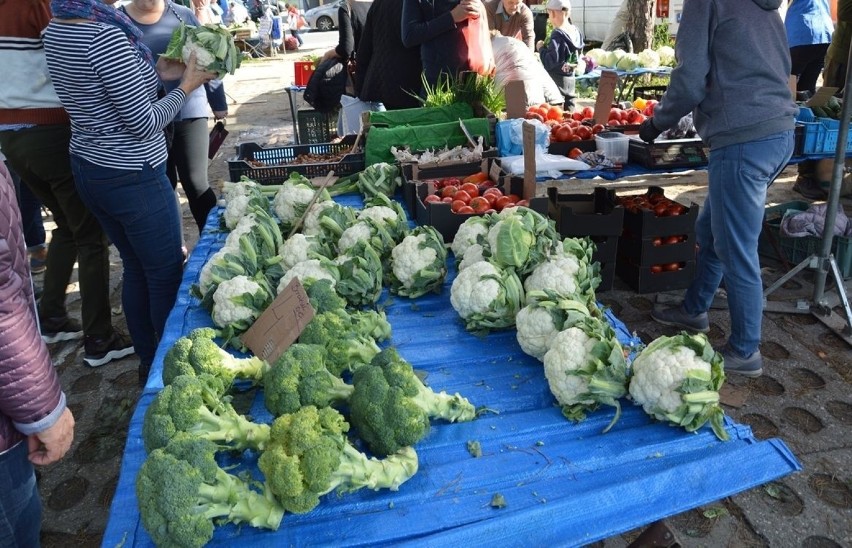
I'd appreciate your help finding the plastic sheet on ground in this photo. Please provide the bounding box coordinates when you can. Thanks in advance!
[103,196,801,547]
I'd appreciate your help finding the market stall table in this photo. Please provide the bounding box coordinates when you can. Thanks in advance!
[102,196,801,547]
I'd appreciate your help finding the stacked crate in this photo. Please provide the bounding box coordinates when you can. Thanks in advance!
[546,187,624,292]
[613,186,699,294]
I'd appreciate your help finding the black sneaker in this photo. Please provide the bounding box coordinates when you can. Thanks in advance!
[83,331,135,367]
[792,177,828,200]
[41,316,84,343]
[720,344,763,378]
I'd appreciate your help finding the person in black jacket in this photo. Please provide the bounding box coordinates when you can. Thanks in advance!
[355,0,422,110]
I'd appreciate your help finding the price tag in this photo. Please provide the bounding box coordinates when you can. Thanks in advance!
[240,278,314,364]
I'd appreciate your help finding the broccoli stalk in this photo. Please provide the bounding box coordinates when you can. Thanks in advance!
[142,373,270,453]
[262,343,354,416]
[137,434,283,548]
[163,327,268,386]
[257,406,418,514]
[350,348,477,456]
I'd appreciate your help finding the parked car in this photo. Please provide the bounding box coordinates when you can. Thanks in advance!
[304,0,343,31]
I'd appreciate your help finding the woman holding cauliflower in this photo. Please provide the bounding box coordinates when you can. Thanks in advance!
[121,0,229,234]
[42,0,216,384]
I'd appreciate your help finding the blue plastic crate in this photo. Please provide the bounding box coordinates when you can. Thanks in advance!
[797,107,852,155]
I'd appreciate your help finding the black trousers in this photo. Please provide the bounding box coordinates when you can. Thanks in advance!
[790,43,829,94]
[166,118,217,233]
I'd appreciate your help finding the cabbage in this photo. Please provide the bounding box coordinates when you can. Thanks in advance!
[657,46,676,67]
[637,49,661,69]
[615,53,641,72]
[585,48,608,66]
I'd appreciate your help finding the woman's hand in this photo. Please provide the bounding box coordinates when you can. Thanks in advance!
[179,52,218,94]
[213,110,228,120]
[451,0,480,23]
[156,55,188,81]
[28,408,74,466]
[535,40,544,51]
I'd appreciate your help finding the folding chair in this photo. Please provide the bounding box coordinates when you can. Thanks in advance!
[257,15,275,58]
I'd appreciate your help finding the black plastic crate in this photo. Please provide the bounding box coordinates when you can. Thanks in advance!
[612,186,699,240]
[634,86,667,101]
[616,259,696,294]
[547,187,625,238]
[297,109,337,144]
[597,261,615,293]
[628,137,709,169]
[591,235,619,264]
[548,138,597,156]
[618,233,697,266]
[228,137,364,184]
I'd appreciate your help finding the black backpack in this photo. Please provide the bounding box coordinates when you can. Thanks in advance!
[303,58,347,112]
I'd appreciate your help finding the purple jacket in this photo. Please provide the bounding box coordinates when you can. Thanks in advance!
[0,161,66,455]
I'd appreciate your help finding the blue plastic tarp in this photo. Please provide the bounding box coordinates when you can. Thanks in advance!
[103,198,801,547]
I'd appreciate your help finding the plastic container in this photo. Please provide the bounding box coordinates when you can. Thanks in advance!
[293,60,315,87]
[297,109,337,144]
[227,136,364,184]
[595,131,629,163]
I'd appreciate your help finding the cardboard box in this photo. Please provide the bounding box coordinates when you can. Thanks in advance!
[613,186,699,240]
[616,259,696,294]
[547,187,625,237]
[409,159,547,243]
[618,233,697,266]
[401,157,493,220]
[591,235,619,264]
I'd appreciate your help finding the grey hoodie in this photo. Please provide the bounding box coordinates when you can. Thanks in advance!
[652,0,796,149]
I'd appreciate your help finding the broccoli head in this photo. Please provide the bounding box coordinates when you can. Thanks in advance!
[298,312,382,376]
[349,348,477,456]
[142,373,270,453]
[137,434,284,548]
[262,343,354,416]
[257,406,418,514]
[305,278,347,314]
[162,328,267,387]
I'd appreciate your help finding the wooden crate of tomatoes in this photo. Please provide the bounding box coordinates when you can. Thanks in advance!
[611,186,699,294]
[408,158,547,242]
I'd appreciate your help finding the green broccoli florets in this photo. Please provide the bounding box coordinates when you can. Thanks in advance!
[298,312,382,376]
[142,373,270,453]
[262,343,354,416]
[137,434,284,548]
[257,406,418,514]
[349,348,477,456]
[305,278,347,314]
[346,309,392,342]
[163,328,268,386]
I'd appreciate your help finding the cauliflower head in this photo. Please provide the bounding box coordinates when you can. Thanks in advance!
[543,327,598,407]
[272,181,317,226]
[302,201,335,236]
[451,217,490,260]
[457,243,486,272]
[629,344,710,417]
[223,194,253,230]
[388,226,447,298]
[337,222,372,254]
[523,255,580,298]
[276,259,337,294]
[515,305,559,360]
[391,233,438,287]
[182,38,216,68]
[211,275,266,328]
[358,205,398,225]
[450,261,502,319]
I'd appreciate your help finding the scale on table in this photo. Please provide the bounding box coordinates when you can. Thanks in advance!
[627,136,710,169]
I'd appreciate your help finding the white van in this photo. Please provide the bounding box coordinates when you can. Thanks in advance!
[530,0,685,45]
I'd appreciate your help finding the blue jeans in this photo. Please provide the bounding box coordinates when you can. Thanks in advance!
[683,130,794,358]
[69,156,183,367]
[0,442,42,547]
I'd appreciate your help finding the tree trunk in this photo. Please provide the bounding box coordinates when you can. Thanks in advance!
[625,0,655,52]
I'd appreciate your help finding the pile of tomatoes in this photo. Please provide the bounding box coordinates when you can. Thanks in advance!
[649,262,686,274]
[422,176,528,215]
[523,104,653,144]
[616,192,688,217]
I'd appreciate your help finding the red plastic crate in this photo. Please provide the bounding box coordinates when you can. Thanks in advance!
[294,61,315,87]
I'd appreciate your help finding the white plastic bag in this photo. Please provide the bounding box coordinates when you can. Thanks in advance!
[500,153,590,179]
[491,35,563,106]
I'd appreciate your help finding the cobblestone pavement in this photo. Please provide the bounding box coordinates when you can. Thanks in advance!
[36,53,851,547]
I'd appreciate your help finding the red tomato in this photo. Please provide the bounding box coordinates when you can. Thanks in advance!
[453,190,472,204]
[652,237,663,247]
[457,205,475,214]
[482,193,497,206]
[653,204,669,217]
[546,106,563,121]
[483,187,503,199]
[667,204,686,216]
[441,185,458,198]
[515,199,530,207]
[592,123,606,135]
[568,147,584,159]
[664,235,680,245]
[572,111,585,121]
[581,106,594,119]
[525,112,545,123]
[650,264,664,274]
[575,125,592,140]
[459,183,479,198]
[664,262,682,272]
[494,196,512,210]
[569,135,583,141]
[608,108,623,122]
[424,194,442,204]
[441,196,454,203]
[556,125,573,142]
[505,194,521,203]
[470,197,491,214]
[451,199,466,213]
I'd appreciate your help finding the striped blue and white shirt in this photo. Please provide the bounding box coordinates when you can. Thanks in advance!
[42,21,186,171]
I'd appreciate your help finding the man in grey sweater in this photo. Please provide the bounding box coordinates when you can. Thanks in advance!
[639,0,797,378]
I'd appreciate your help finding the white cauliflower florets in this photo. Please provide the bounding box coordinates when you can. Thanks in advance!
[223,193,254,230]
[457,243,486,271]
[451,218,489,260]
[391,233,438,288]
[279,234,312,271]
[223,214,257,249]
[276,259,336,294]
[629,345,711,417]
[198,248,231,295]
[523,255,581,298]
[358,205,398,225]
[302,201,335,236]
[183,39,216,68]
[224,179,260,202]
[337,222,372,254]
[515,305,559,360]
[211,275,262,328]
[542,327,599,407]
[450,261,501,319]
[272,182,318,226]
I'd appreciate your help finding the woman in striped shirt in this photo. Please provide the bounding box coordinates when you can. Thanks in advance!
[42,0,215,385]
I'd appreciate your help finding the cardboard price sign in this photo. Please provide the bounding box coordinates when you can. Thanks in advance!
[594,70,619,126]
[240,278,314,364]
